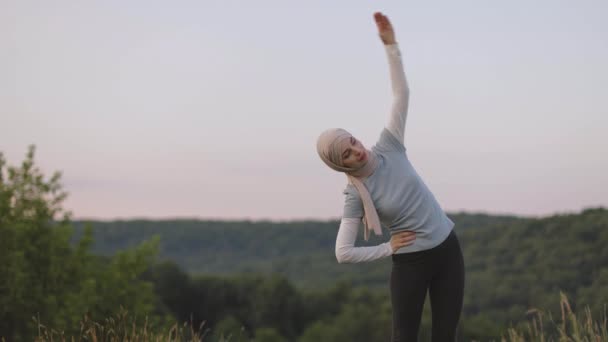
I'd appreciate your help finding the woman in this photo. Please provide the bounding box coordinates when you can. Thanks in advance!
[316,12,465,341]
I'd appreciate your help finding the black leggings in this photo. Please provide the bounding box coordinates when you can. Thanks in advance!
[390,230,465,342]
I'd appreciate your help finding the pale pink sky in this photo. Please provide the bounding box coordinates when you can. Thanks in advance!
[2,0,607,220]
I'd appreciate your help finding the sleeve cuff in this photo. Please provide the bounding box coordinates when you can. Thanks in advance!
[384,43,401,56]
[385,242,394,255]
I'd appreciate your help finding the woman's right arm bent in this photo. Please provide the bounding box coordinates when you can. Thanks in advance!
[335,217,416,263]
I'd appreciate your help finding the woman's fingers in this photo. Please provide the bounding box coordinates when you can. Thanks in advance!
[373,12,396,45]
[395,231,416,246]
[374,12,384,24]
[390,231,416,252]
[374,12,387,29]
[402,235,415,243]
[401,237,415,246]
[374,12,391,28]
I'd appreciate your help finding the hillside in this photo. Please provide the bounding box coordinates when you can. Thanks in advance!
[70,208,608,339]
[72,212,523,288]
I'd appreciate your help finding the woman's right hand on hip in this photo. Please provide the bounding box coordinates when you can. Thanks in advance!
[390,231,416,253]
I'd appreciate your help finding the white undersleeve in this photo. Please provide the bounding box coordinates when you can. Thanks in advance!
[335,218,393,263]
[384,44,409,144]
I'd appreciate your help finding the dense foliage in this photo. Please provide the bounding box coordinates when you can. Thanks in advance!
[71,209,608,340]
[2,146,606,341]
[71,213,524,289]
[0,147,161,341]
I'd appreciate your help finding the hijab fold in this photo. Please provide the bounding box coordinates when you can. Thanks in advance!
[316,128,382,241]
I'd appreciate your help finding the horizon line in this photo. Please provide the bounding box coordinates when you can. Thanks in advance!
[68,206,606,223]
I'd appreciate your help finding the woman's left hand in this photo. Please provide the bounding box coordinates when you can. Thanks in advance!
[374,12,396,45]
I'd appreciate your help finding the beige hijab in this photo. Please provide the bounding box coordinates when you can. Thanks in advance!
[316,128,382,241]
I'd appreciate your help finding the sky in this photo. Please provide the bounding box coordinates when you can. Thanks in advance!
[1,0,607,221]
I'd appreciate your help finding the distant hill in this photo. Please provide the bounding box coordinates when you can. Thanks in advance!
[72,208,608,327]
[72,212,524,288]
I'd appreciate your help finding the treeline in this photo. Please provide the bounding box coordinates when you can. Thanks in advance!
[71,213,524,289]
[72,208,608,327]
[142,255,608,341]
[143,263,398,341]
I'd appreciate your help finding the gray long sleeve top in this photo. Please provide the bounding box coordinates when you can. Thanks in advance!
[335,43,454,263]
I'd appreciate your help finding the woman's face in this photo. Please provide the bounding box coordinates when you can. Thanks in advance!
[340,135,368,169]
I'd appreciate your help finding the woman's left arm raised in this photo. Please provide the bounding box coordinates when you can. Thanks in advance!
[375,12,410,144]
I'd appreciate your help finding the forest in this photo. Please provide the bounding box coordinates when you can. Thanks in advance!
[1,147,607,341]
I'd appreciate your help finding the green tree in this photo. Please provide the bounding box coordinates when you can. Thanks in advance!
[298,287,392,342]
[210,315,249,342]
[0,146,160,341]
[252,327,286,342]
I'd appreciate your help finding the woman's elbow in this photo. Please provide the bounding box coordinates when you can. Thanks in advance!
[335,247,352,264]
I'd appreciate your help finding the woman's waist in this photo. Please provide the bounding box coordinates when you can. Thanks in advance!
[390,221,454,255]
[391,228,456,262]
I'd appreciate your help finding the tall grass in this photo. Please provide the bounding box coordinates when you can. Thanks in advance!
[502,293,608,342]
[29,307,215,342]
[14,293,608,342]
